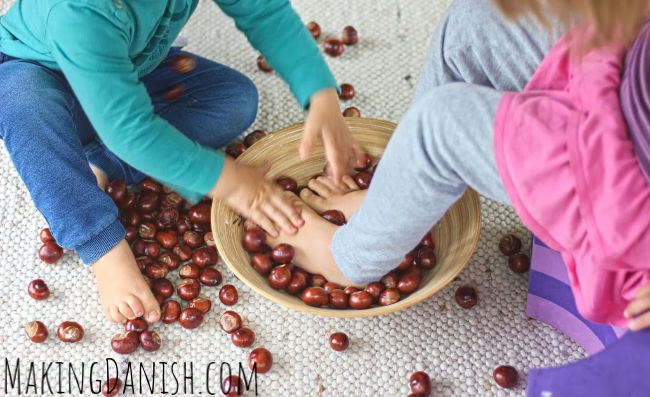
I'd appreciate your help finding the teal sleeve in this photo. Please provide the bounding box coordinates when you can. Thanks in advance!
[215,0,338,109]
[45,3,224,202]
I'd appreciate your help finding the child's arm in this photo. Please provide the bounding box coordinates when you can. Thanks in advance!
[45,3,301,236]
[625,282,650,331]
[215,0,364,187]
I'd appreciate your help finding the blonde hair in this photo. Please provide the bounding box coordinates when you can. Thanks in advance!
[495,0,650,48]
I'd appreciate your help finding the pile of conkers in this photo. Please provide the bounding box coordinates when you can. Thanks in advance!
[241,154,438,310]
[499,233,530,273]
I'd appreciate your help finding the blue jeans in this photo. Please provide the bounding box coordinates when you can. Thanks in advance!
[0,48,258,264]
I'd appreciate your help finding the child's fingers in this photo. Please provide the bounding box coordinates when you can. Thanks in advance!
[307,178,333,197]
[299,128,318,160]
[270,191,303,228]
[262,201,297,235]
[624,295,650,318]
[252,209,278,238]
[629,310,650,331]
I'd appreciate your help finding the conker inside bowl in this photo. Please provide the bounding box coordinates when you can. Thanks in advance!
[213,118,481,317]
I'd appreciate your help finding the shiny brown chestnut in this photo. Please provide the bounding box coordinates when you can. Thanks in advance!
[139,178,161,193]
[231,327,255,348]
[124,226,138,243]
[171,53,196,74]
[341,25,358,45]
[151,278,174,298]
[225,142,247,159]
[176,215,192,234]
[349,291,373,309]
[120,209,141,227]
[156,208,180,230]
[339,83,355,100]
[143,240,160,258]
[38,241,63,264]
[329,289,349,309]
[102,378,122,397]
[111,331,139,354]
[256,55,273,73]
[310,274,327,287]
[158,251,180,271]
[381,272,400,289]
[409,371,431,395]
[183,231,202,249]
[242,228,266,253]
[106,179,127,206]
[322,209,346,225]
[145,262,168,279]
[125,318,148,333]
[39,227,54,243]
[378,288,401,306]
[493,365,519,388]
[57,322,83,342]
[192,247,218,268]
[343,106,361,117]
[354,152,372,171]
[286,271,309,295]
[189,297,212,313]
[203,231,215,247]
[396,252,414,271]
[324,39,344,57]
[499,234,522,256]
[177,279,201,301]
[354,171,371,189]
[302,287,329,307]
[172,244,192,261]
[191,222,210,235]
[161,300,181,324]
[270,243,294,264]
[420,233,434,247]
[344,286,360,295]
[139,330,161,352]
[323,282,343,294]
[220,310,242,333]
[508,253,530,273]
[163,84,184,101]
[397,274,421,294]
[25,321,48,343]
[27,279,50,300]
[219,284,238,306]
[268,265,292,290]
[138,222,157,239]
[275,176,298,192]
[306,21,321,39]
[137,191,159,213]
[244,129,267,147]
[455,285,478,309]
[222,375,243,396]
[161,192,184,210]
[249,347,273,374]
[199,268,222,286]
[188,202,211,224]
[416,246,436,270]
[178,308,203,329]
[251,252,274,275]
[179,263,201,279]
[329,332,349,351]
[364,282,384,302]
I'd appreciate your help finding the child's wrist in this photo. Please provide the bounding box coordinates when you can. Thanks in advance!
[208,156,238,200]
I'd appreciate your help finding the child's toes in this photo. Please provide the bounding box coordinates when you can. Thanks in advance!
[138,291,161,323]
[307,178,332,197]
[342,175,360,190]
[124,295,145,318]
[118,301,136,320]
[110,306,127,323]
[300,188,327,212]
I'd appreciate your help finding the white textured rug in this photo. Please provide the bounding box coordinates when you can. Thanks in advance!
[0,0,586,396]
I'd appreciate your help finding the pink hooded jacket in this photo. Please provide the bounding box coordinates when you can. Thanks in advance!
[494,35,650,327]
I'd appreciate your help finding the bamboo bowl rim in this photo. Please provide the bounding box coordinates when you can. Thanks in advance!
[212,117,481,317]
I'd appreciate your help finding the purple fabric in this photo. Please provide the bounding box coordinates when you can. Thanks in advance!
[621,20,650,186]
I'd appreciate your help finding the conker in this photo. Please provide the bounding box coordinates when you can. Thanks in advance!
[122,193,136,210]
[157,215,180,237]
[226,142,247,159]
[139,330,161,352]
[397,252,414,271]
[378,288,401,306]
[176,215,192,234]
[256,55,273,73]
[57,321,83,342]
[310,274,327,287]
[219,284,239,306]
[323,282,343,293]
[409,371,431,395]
[143,240,160,258]
[38,241,63,264]
[183,231,202,248]
[192,247,218,268]
[301,287,329,307]
[188,202,211,224]
[324,39,344,57]
[364,282,384,302]
[111,331,139,354]
[381,272,399,289]
[244,129,267,147]
[137,191,159,213]
[231,327,255,348]
[242,228,266,253]
[509,253,530,273]
[275,176,297,192]
[138,222,157,239]
[179,263,201,279]
[125,318,148,333]
[106,180,127,206]
[343,106,361,117]
[102,378,122,397]
[145,261,169,279]
[220,311,242,333]
[151,278,174,298]
[199,268,222,286]
[25,321,48,343]
[306,21,321,39]
[139,178,161,193]
[173,244,192,261]
[420,233,434,247]
[39,228,54,243]
[271,243,294,264]
[329,289,349,309]
[125,226,138,242]
[120,209,141,227]
[342,26,358,45]
[499,234,522,256]
[177,279,201,301]
[171,53,196,74]
[455,286,478,309]
[27,279,50,300]
[349,291,373,309]
[493,365,519,388]
[189,297,212,313]
[286,271,308,295]
[329,332,349,351]
[179,308,203,329]
[161,300,181,324]
[161,192,184,210]
[354,171,371,189]
[344,286,359,295]
[339,83,355,100]
[397,274,420,294]
[268,265,292,290]
[322,210,346,225]
[251,252,274,275]
[158,252,180,270]
[203,231,215,247]
[416,246,436,269]
[222,375,243,396]
[249,347,273,374]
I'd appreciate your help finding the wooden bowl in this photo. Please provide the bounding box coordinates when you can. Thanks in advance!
[212,118,481,317]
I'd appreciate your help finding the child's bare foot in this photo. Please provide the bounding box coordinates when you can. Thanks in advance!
[93,240,161,323]
[299,175,366,220]
[89,163,109,191]
[267,193,357,286]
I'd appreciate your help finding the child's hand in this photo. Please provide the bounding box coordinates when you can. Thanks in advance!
[299,88,366,189]
[625,282,650,331]
[209,157,303,237]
